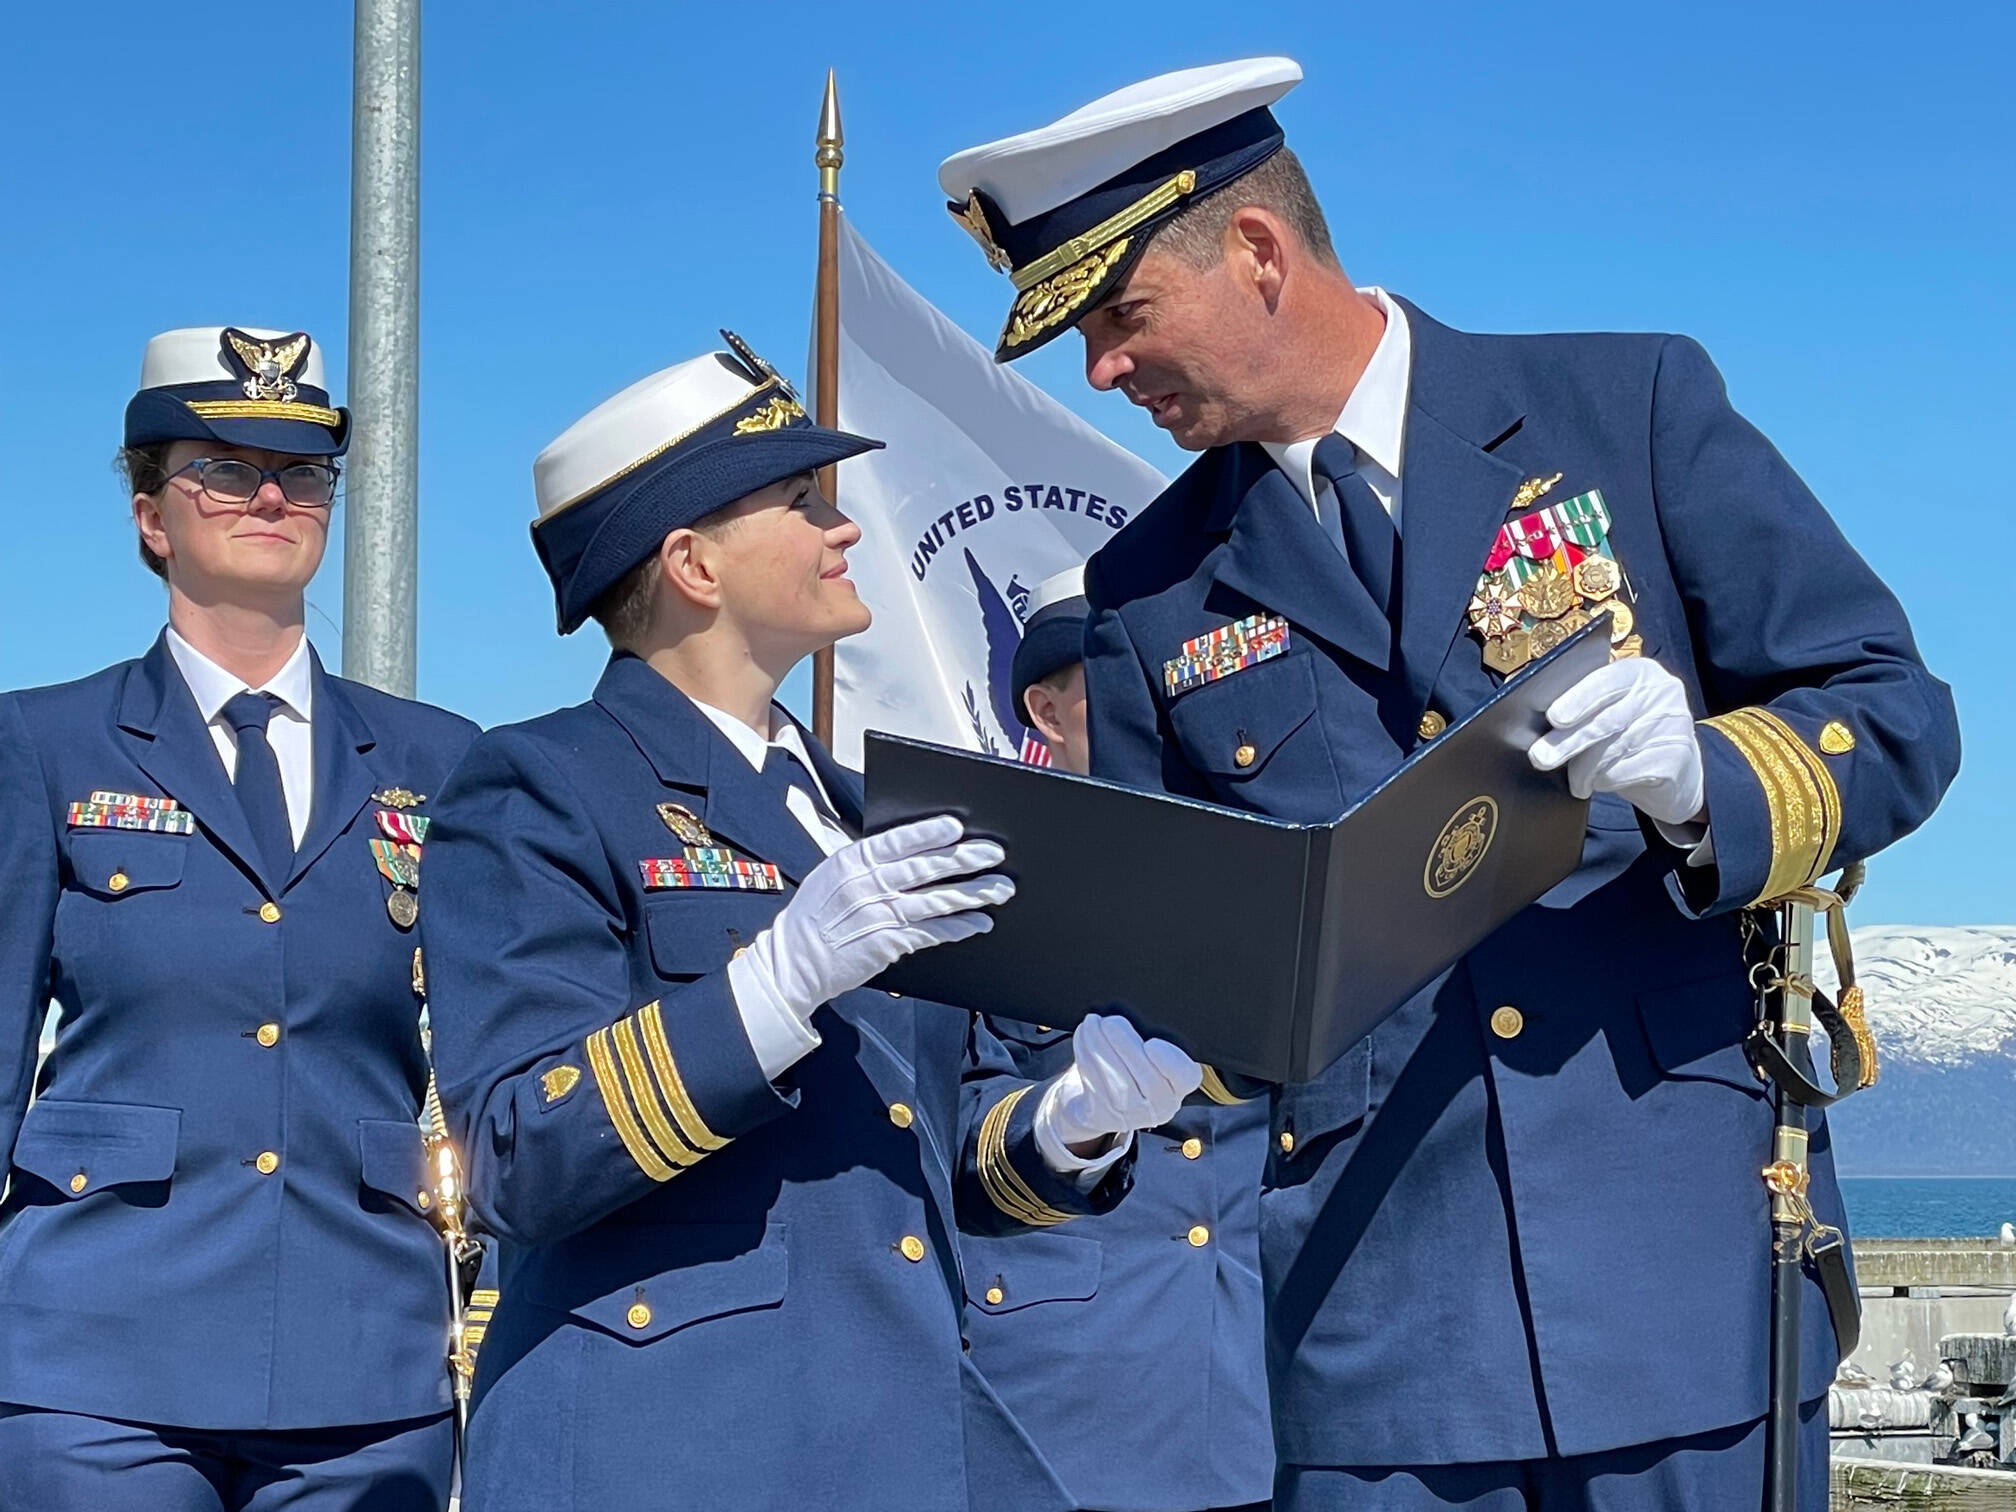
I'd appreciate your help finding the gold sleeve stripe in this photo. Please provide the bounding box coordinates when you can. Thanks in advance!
[611,1018,702,1169]
[977,1086,1075,1227]
[1198,1065,1250,1105]
[469,1289,501,1308]
[637,1001,728,1151]
[1702,708,1841,905]
[585,1027,677,1182]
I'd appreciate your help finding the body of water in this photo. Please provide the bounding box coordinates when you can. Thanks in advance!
[1841,1176,2016,1238]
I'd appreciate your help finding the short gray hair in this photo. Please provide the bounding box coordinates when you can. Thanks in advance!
[1145,148,1337,269]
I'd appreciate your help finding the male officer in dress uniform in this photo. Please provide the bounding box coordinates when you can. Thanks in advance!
[422,340,1203,1512]
[964,564,1274,1512]
[0,326,477,1509]
[939,60,1961,1511]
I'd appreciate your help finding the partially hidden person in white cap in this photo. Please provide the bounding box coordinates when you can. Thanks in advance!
[963,559,1278,1512]
[419,334,1202,1512]
[0,326,478,1510]
[940,58,1958,1512]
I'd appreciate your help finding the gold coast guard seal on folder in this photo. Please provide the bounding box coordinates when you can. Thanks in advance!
[864,619,1613,1082]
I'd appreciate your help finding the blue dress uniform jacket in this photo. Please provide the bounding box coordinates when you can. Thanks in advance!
[423,654,1130,1512]
[0,634,477,1429]
[964,1023,1274,1512]
[1082,302,1959,1470]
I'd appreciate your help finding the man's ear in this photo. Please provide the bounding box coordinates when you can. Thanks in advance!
[1023,680,1068,746]
[1227,206,1289,310]
[660,528,723,612]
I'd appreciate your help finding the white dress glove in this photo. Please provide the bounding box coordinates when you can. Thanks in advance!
[1527,656,1706,827]
[1035,1013,1204,1176]
[729,816,1011,1078]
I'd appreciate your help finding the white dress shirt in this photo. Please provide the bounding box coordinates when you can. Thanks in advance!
[1260,285,1412,534]
[165,629,315,846]
[701,700,850,1082]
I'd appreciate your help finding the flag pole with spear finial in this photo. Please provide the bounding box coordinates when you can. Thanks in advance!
[812,69,844,744]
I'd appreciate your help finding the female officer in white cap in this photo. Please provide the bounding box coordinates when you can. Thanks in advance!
[0,326,477,1510]
[422,335,1200,1511]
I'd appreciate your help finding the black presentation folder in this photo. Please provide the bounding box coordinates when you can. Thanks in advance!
[863,620,1613,1083]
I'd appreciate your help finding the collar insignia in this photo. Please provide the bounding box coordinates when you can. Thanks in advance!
[951,192,1012,275]
[221,328,313,404]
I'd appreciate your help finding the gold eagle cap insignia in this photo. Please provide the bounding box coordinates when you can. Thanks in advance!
[223,329,312,404]
[732,396,807,436]
[951,192,1013,275]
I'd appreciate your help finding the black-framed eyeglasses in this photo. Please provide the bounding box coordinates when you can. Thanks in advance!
[165,457,342,508]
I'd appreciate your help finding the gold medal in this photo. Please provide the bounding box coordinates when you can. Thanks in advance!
[388,887,419,930]
[1521,564,1577,621]
[1530,617,1571,656]
[1557,606,1592,635]
[1482,630,1533,675]
[1466,573,1525,639]
[1612,634,1644,660]
[656,803,712,846]
[1572,555,1622,601]
[1591,597,1636,644]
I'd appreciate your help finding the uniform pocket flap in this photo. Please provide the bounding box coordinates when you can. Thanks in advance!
[644,893,787,979]
[358,1118,432,1214]
[1166,652,1319,779]
[12,1099,180,1196]
[963,1230,1102,1314]
[533,1222,790,1343]
[1637,969,1765,1096]
[67,831,188,897]
[1277,1037,1372,1153]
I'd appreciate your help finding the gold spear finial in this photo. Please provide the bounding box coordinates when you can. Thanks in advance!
[816,68,844,200]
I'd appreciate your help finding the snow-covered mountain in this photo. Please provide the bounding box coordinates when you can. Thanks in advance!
[1815,927,2016,1176]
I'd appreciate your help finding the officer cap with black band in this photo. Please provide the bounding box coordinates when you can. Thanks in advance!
[124,326,350,456]
[938,58,1302,362]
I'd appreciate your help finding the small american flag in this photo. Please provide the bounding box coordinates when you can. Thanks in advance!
[1019,734,1052,767]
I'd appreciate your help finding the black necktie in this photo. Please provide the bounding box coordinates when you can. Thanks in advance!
[1312,433,1398,619]
[222,691,294,877]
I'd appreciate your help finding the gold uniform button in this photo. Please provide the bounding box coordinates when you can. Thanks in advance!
[888,1103,914,1130]
[1233,743,1257,769]
[1417,710,1448,741]
[417,1191,432,1211]
[1187,1225,1211,1248]
[255,1151,280,1175]
[899,1235,927,1263]
[258,902,282,924]
[1278,1130,1296,1154]
[108,872,131,893]
[985,1286,1005,1305]
[627,1302,653,1330]
[1490,1006,1525,1041]
[68,1172,88,1194]
[255,1023,281,1048]
[732,946,747,959]
[1180,1137,1203,1160]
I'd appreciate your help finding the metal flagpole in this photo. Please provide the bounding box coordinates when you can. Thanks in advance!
[811,69,843,745]
[344,0,422,696]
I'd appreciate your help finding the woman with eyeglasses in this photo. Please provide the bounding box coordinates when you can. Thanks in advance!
[0,327,476,1511]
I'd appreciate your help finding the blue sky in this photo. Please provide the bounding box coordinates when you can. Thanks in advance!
[2,2,2008,926]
